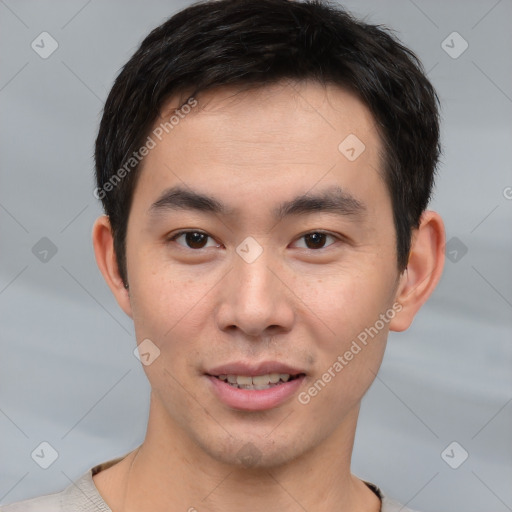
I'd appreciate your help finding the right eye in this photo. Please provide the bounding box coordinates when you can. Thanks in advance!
[168,230,220,249]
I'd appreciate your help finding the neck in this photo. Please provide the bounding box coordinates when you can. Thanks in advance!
[97,393,380,512]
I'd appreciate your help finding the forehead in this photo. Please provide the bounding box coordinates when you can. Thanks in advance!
[158,80,380,154]
[135,80,386,212]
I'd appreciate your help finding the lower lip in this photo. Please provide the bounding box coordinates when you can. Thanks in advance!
[206,375,305,411]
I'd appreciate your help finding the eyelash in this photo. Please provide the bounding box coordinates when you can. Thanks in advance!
[167,230,341,250]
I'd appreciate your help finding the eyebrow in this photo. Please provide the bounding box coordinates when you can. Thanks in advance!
[274,186,366,221]
[149,186,228,216]
[148,185,366,221]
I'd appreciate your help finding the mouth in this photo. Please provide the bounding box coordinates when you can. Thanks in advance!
[208,372,305,390]
[205,363,306,411]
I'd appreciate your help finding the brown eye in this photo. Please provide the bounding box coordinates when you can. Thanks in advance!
[184,232,208,248]
[304,232,327,249]
[291,231,338,250]
[171,231,217,249]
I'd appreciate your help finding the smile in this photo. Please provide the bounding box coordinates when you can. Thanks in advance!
[214,373,302,390]
[206,372,306,411]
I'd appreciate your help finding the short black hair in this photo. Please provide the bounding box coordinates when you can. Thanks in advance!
[95,0,441,287]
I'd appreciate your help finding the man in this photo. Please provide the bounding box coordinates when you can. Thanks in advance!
[2,0,445,510]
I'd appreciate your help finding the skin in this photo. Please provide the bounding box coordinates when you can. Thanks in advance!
[92,79,445,512]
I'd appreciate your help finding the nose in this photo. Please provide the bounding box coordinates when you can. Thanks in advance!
[215,248,295,338]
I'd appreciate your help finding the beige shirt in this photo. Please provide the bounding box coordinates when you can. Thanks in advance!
[1,457,420,512]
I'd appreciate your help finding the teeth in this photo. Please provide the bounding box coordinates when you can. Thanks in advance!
[216,373,294,388]
[236,375,253,386]
[252,375,271,386]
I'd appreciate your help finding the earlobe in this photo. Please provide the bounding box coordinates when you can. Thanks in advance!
[92,215,133,318]
[389,210,445,332]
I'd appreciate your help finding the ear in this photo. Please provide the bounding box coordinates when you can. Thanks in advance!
[92,215,133,318]
[389,210,445,332]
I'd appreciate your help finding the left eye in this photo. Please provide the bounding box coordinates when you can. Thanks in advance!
[292,232,338,250]
[170,231,219,249]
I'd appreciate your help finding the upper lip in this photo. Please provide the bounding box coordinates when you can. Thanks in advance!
[206,361,305,377]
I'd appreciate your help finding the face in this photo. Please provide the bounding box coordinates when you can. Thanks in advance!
[123,80,401,468]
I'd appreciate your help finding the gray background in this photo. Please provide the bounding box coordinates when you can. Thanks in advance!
[1,1,511,510]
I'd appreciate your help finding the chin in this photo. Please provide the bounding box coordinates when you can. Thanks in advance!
[193,428,313,470]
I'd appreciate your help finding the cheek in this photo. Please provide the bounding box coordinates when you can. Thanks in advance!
[128,273,209,399]
[127,240,213,329]
[296,274,391,413]
[294,262,396,344]
[291,263,395,407]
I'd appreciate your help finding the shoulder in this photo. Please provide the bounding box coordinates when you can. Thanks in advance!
[381,495,422,512]
[1,491,63,512]
[1,455,129,512]
[1,469,112,512]
[364,480,422,512]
